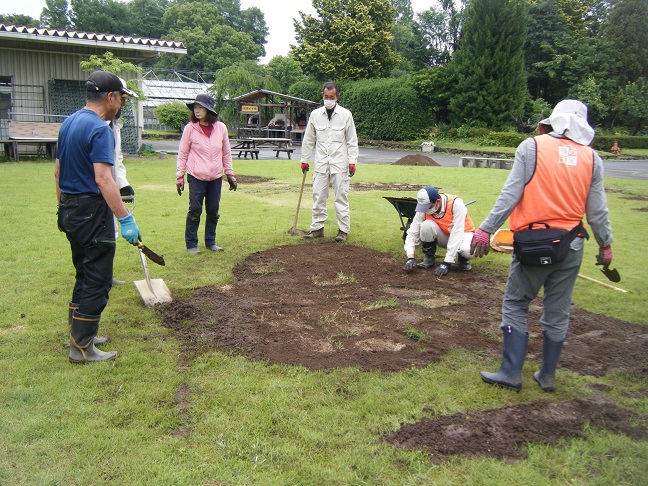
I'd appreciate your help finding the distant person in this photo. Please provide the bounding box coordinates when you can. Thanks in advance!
[300,81,359,242]
[110,77,138,285]
[470,100,614,392]
[55,70,141,364]
[402,186,475,276]
[176,94,237,254]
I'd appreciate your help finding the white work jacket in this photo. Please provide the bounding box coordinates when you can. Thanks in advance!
[300,104,359,174]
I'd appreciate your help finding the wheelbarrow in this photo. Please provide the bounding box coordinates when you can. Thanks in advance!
[383,196,418,240]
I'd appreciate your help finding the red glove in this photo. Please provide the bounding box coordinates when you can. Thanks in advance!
[596,245,613,266]
[470,228,491,258]
[176,177,184,196]
[349,164,356,177]
[301,163,309,174]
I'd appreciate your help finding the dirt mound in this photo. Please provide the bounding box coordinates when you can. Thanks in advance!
[159,242,647,375]
[385,397,646,463]
[393,154,441,166]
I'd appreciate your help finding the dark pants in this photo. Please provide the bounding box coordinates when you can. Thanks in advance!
[185,174,222,249]
[58,194,115,316]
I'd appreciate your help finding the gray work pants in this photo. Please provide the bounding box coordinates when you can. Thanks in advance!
[502,246,583,341]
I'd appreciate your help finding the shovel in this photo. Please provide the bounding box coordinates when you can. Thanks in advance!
[133,245,172,307]
[288,170,308,236]
[600,264,621,283]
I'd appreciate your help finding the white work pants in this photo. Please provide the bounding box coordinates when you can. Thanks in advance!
[420,219,474,260]
[310,170,350,233]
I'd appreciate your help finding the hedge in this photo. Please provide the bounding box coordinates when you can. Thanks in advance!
[592,135,648,151]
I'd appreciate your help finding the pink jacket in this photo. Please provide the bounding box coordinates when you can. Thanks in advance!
[176,121,233,181]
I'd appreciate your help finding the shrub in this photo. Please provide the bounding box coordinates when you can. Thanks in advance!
[342,77,431,141]
[592,135,648,151]
[154,102,189,132]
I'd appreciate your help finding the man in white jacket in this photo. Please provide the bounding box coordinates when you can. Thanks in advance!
[110,77,138,284]
[300,82,359,242]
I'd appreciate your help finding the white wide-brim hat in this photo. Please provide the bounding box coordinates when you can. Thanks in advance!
[539,99,595,146]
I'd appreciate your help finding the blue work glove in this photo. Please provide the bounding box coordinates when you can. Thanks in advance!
[403,258,417,272]
[117,213,141,245]
[434,262,450,277]
[227,175,238,191]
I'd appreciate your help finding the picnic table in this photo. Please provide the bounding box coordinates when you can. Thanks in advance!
[231,137,294,159]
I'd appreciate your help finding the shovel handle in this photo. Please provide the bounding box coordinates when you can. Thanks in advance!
[292,171,307,231]
[577,274,628,293]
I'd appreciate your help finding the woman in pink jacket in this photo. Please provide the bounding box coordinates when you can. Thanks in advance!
[176,94,237,254]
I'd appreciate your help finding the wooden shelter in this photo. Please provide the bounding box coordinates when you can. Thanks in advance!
[232,89,319,144]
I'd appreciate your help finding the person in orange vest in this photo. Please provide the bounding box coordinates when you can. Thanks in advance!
[470,100,614,392]
[402,186,475,276]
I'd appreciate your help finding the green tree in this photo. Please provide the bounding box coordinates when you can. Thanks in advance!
[568,76,608,126]
[619,77,648,135]
[157,2,263,71]
[0,13,39,26]
[448,0,528,129]
[601,0,648,86]
[266,56,305,93]
[70,0,131,34]
[40,0,71,29]
[209,61,281,125]
[127,0,168,38]
[292,0,399,81]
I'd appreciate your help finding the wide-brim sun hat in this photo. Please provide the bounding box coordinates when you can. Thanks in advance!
[538,99,595,145]
[187,94,218,115]
[415,186,440,213]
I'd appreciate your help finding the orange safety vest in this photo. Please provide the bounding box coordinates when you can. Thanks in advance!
[510,135,593,232]
[424,194,475,236]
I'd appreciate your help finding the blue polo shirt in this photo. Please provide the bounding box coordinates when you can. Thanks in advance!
[57,109,114,195]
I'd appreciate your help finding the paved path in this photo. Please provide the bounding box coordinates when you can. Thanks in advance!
[149,139,648,179]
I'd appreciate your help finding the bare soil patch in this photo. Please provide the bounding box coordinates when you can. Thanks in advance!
[159,242,648,462]
[385,397,647,463]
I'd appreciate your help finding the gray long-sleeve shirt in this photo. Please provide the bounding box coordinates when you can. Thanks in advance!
[479,133,613,249]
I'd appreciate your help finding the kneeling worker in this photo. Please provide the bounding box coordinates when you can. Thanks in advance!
[403,186,475,277]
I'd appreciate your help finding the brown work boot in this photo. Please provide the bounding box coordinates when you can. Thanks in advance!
[303,228,324,239]
[335,230,347,242]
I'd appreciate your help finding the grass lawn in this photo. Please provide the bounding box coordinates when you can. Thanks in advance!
[0,156,646,485]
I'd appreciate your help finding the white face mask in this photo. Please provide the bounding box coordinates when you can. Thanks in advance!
[323,99,336,109]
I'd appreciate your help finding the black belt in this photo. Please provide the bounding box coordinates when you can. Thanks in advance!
[60,193,102,201]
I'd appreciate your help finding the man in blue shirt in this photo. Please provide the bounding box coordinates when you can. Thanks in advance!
[55,70,141,364]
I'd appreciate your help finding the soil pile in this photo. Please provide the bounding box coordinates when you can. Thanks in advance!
[393,154,441,166]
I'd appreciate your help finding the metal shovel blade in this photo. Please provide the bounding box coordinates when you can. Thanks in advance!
[601,266,621,283]
[134,248,172,307]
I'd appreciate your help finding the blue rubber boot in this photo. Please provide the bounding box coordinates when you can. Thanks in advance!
[481,325,529,391]
[533,331,565,392]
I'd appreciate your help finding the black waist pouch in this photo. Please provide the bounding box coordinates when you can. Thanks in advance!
[513,222,585,265]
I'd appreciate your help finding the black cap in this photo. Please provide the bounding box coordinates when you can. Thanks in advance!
[187,94,217,115]
[86,71,138,98]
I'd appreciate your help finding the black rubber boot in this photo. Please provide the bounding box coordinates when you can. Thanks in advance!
[68,312,117,364]
[417,242,436,269]
[457,255,472,271]
[533,331,565,392]
[69,302,109,346]
[481,325,529,391]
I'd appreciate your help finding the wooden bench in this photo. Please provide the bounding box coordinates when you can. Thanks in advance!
[237,149,259,159]
[1,121,62,160]
[272,148,294,159]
